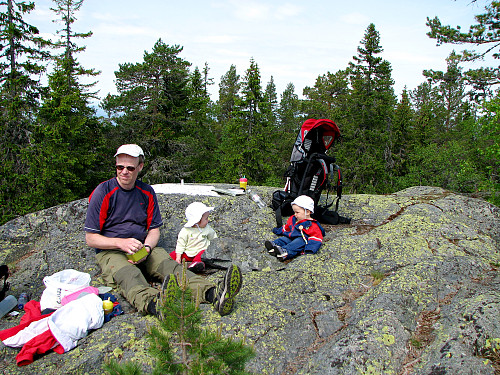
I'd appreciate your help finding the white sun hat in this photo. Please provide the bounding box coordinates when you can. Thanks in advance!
[184,202,214,227]
[291,195,315,213]
[114,144,144,158]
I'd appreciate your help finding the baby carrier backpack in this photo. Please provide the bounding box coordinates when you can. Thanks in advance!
[272,118,350,227]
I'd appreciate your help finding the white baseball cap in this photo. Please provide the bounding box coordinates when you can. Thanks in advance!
[184,202,214,227]
[114,144,144,158]
[291,195,315,213]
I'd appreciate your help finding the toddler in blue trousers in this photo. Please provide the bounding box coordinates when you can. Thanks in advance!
[265,195,325,261]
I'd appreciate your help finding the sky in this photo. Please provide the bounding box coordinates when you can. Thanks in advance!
[25,0,495,104]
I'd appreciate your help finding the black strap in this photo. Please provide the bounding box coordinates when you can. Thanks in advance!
[0,265,10,302]
[275,205,283,228]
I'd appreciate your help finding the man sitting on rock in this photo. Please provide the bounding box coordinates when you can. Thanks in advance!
[84,144,242,316]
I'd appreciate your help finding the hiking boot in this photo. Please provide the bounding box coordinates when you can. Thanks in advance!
[188,261,205,273]
[265,241,276,255]
[212,264,242,316]
[147,274,178,317]
[146,297,158,316]
[160,273,178,303]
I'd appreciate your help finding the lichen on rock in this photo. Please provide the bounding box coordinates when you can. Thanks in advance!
[0,185,498,374]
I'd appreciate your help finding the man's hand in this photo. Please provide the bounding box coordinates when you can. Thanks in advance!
[117,238,143,255]
[85,232,143,257]
[85,231,157,265]
[116,238,149,265]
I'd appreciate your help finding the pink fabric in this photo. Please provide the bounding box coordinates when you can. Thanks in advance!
[61,286,99,305]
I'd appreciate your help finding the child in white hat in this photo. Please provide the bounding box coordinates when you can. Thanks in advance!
[265,195,325,261]
[170,202,218,273]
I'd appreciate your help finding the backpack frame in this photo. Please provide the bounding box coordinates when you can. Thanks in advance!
[272,119,350,227]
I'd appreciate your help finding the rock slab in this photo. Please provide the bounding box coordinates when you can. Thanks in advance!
[0,185,498,375]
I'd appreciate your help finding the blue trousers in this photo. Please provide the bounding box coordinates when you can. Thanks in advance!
[272,237,307,259]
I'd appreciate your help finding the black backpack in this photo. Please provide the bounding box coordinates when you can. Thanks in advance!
[272,118,350,227]
[0,265,10,302]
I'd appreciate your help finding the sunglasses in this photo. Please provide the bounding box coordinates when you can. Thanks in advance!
[116,165,137,172]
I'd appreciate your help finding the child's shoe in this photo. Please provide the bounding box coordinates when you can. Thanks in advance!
[188,261,205,273]
[265,241,276,255]
[275,246,288,261]
[212,264,242,316]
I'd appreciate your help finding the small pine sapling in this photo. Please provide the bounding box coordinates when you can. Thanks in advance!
[104,262,254,375]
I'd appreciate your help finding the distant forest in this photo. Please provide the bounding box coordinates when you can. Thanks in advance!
[1,0,499,225]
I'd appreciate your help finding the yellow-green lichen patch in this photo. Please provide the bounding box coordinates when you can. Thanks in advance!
[376,333,396,346]
[356,358,397,375]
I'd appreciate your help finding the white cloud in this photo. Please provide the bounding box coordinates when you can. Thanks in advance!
[275,4,302,19]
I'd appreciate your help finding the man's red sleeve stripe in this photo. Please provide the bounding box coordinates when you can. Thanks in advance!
[136,186,154,230]
[99,187,119,230]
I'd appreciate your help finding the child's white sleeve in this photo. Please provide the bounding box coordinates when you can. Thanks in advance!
[207,225,218,241]
[175,228,188,254]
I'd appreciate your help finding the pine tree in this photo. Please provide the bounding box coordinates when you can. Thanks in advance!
[302,69,350,122]
[404,51,483,196]
[104,264,255,375]
[426,0,500,97]
[476,94,500,205]
[422,51,471,134]
[101,39,192,183]
[106,39,191,141]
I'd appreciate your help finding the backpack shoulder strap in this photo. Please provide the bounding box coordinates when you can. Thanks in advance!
[275,205,283,228]
[0,265,10,302]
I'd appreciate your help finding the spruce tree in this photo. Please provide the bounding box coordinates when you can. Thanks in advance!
[241,58,262,138]
[261,76,278,127]
[341,23,396,193]
[239,58,274,183]
[390,88,413,188]
[0,0,51,223]
[32,0,106,208]
[183,64,218,182]
[216,64,241,124]
[276,83,302,179]
[260,76,285,185]
[278,82,302,134]
[214,64,244,182]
